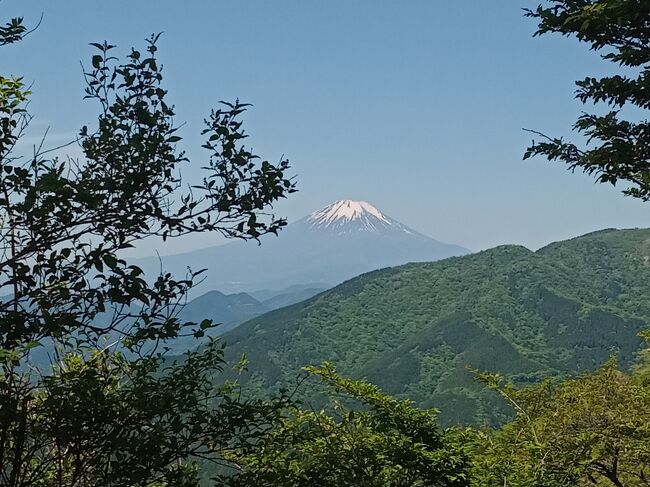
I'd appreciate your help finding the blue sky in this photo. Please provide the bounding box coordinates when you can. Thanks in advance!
[3,1,649,254]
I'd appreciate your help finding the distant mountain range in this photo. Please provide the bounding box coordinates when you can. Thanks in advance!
[163,284,330,354]
[136,200,469,294]
[249,284,331,310]
[22,282,330,365]
[220,228,650,426]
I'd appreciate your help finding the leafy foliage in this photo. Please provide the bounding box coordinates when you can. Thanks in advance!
[523,0,650,200]
[0,342,284,486]
[0,17,26,46]
[225,363,469,487]
[0,34,294,353]
[0,18,296,487]
[471,356,650,486]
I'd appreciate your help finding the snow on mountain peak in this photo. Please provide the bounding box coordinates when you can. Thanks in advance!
[309,200,389,225]
[303,199,407,235]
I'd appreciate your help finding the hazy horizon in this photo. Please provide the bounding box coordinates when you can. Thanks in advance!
[5,0,649,257]
[131,198,647,259]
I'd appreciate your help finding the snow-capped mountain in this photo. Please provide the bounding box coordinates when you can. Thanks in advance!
[136,200,470,294]
[305,200,413,235]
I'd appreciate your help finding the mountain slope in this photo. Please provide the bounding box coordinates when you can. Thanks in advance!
[222,228,650,426]
[163,291,269,354]
[180,291,268,330]
[136,200,469,293]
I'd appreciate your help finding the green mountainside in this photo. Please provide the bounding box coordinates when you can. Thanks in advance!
[222,229,650,426]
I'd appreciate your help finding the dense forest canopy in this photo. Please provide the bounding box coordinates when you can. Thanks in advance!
[220,228,650,425]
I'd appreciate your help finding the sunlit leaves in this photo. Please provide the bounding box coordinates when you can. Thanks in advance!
[472,359,650,486]
[225,363,470,487]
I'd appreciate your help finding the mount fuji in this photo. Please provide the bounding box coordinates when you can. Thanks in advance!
[137,200,469,294]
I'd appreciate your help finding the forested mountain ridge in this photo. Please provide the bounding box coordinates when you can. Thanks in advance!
[222,228,650,426]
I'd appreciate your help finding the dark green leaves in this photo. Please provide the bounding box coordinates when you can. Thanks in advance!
[0,34,296,351]
[524,0,650,200]
[0,18,26,46]
[91,54,103,69]
[0,24,298,486]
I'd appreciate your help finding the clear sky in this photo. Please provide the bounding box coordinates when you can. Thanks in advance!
[3,1,649,254]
